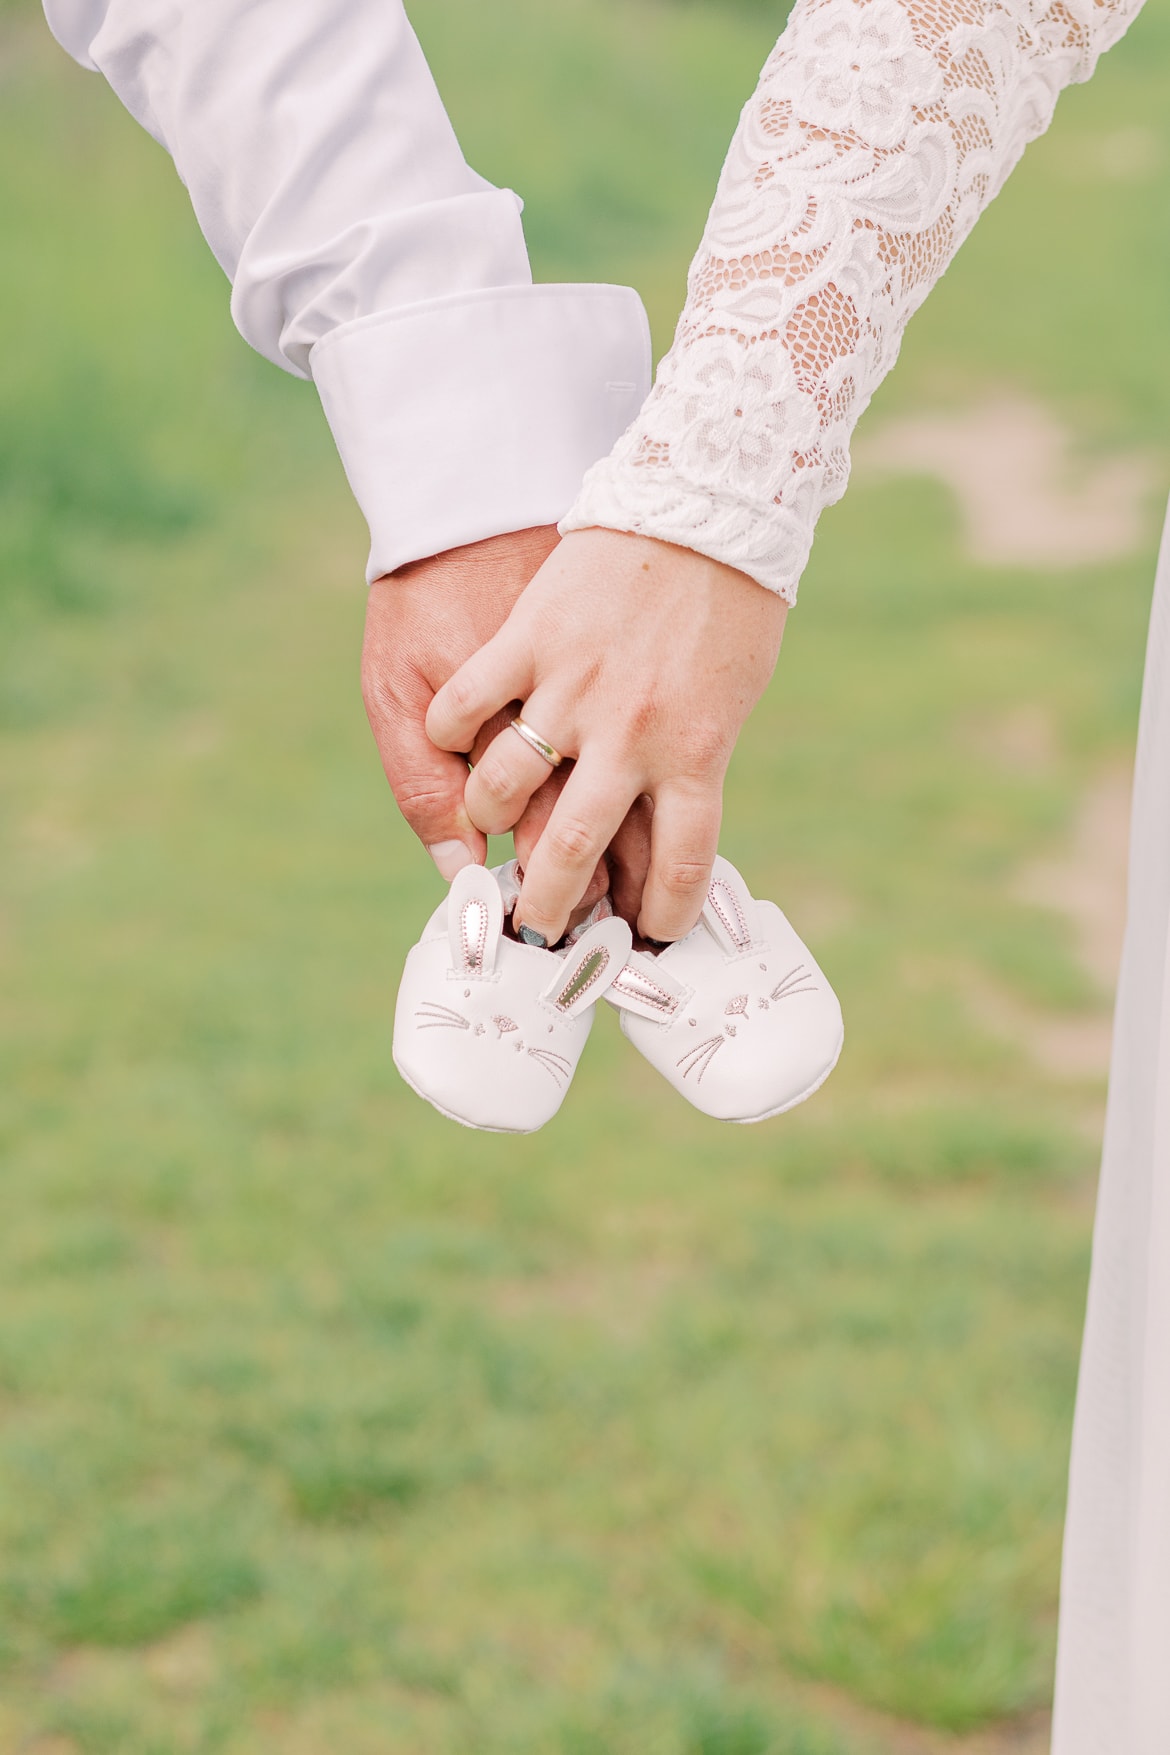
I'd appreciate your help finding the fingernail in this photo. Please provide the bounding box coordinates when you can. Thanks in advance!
[517,924,548,949]
[428,840,474,882]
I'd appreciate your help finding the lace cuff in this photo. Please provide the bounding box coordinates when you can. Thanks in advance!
[562,0,1145,603]
[312,284,651,580]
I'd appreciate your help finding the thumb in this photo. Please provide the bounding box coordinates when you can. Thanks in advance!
[362,664,486,880]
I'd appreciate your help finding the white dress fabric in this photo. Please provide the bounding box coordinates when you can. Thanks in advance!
[1050,511,1170,1755]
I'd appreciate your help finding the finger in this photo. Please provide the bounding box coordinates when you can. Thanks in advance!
[605,794,654,929]
[426,625,533,755]
[465,713,567,837]
[513,775,611,919]
[468,708,523,770]
[513,791,652,928]
[637,783,722,943]
[466,719,611,917]
[515,757,636,946]
[511,768,569,866]
[361,656,485,879]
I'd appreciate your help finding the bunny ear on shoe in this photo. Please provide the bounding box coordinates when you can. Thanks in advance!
[542,916,632,1019]
[393,866,631,1135]
[447,860,505,975]
[608,857,844,1124]
[700,855,758,956]
[607,950,688,1024]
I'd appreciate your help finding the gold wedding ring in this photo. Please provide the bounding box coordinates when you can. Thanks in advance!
[508,716,563,769]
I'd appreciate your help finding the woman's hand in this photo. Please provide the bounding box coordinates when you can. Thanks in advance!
[426,528,788,945]
[361,525,652,916]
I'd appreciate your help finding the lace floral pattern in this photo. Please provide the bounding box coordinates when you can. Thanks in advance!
[561,0,1146,601]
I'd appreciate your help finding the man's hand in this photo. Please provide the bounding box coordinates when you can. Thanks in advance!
[362,526,560,879]
[426,528,788,946]
[362,525,652,917]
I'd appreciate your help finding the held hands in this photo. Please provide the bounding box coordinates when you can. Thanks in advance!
[361,525,650,920]
[426,528,788,945]
[362,525,558,877]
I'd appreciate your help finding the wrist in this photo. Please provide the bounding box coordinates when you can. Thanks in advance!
[379,525,560,590]
[558,526,788,651]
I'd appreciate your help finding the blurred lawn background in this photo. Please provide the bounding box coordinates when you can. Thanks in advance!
[1,1,1168,1751]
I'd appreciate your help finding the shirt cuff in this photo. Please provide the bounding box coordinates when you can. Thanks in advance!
[310,283,652,581]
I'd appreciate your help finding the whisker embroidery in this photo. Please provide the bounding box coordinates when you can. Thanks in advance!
[771,964,818,1002]
[677,1034,724,1084]
[415,1002,470,1031]
[526,1047,573,1086]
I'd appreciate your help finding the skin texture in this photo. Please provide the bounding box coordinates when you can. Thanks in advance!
[361,526,652,922]
[427,527,788,945]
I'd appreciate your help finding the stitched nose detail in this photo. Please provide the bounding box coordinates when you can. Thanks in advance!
[725,994,749,1015]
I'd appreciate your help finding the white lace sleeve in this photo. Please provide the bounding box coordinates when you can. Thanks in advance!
[561,0,1146,602]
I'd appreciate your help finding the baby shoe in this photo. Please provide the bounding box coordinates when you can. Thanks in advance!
[606,856,843,1123]
[393,861,632,1133]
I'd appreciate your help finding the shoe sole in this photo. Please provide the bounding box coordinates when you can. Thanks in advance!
[392,1049,548,1135]
[394,1025,844,1134]
[723,1023,845,1124]
[621,1019,845,1124]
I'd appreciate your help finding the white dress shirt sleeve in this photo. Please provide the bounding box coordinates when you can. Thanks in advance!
[43,0,652,578]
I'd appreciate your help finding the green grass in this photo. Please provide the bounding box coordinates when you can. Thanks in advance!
[1,1,1167,1749]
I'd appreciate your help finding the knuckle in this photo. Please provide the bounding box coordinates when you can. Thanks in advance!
[390,774,454,825]
[469,754,516,808]
[609,691,657,748]
[576,655,604,698]
[545,815,597,868]
[657,857,712,900]
[678,720,729,774]
[360,661,402,723]
[442,671,480,723]
[624,693,659,742]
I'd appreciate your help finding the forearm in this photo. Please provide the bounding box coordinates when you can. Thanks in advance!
[563,0,1147,602]
[45,0,651,575]
[45,0,534,376]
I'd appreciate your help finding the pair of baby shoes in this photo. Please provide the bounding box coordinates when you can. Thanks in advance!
[392,856,844,1134]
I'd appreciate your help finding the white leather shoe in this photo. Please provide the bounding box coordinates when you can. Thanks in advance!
[606,856,844,1123]
[393,862,632,1133]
